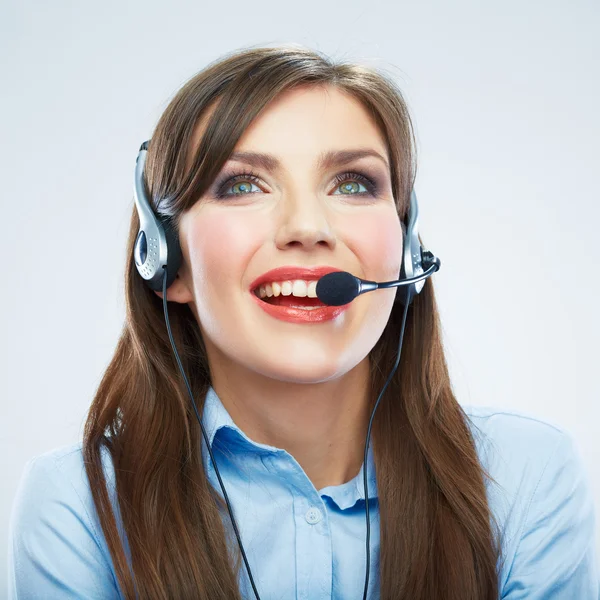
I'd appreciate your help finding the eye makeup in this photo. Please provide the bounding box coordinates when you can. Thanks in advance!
[212,167,383,200]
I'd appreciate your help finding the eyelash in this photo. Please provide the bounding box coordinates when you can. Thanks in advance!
[213,169,379,199]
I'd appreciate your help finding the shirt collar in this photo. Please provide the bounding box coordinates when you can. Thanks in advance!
[318,442,378,509]
[200,384,280,455]
[200,385,378,508]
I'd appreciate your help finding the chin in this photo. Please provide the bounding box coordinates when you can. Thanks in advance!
[251,352,358,385]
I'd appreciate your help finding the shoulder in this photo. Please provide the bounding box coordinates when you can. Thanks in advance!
[8,441,123,599]
[461,403,568,469]
[461,403,574,508]
[460,403,584,524]
[461,404,599,597]
[462,402,567,442]
[17,441,118,521]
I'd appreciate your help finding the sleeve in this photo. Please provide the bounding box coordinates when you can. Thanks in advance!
[502,431,600,599]
[7,454,122,599]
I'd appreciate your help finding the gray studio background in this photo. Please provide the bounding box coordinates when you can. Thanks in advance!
[2,0,599,593]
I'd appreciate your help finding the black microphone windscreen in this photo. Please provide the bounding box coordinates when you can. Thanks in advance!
[316,272,360,306]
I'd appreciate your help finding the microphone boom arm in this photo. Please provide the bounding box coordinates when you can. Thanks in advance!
[357,259,441,296]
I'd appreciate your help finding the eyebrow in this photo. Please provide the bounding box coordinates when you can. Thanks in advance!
[226,148,390,173]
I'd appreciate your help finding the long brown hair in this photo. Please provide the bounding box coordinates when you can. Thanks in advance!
[83,44,503,599]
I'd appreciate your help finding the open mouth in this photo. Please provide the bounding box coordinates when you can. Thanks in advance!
[253,288,327,308]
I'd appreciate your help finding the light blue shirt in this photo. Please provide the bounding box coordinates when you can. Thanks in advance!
[7,386,600,599]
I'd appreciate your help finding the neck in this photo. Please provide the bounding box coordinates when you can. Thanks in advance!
[208,355,372,492]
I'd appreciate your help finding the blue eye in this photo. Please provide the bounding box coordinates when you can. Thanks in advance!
[214,169,379,199]
[331,172,377,196]
[215,172,263,198]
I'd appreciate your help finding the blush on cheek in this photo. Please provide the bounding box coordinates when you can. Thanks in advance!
[350,212,403,279]
[186,210,269,287]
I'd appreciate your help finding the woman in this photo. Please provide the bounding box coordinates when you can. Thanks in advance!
[8,44,599,599]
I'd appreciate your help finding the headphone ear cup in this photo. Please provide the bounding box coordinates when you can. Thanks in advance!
[395,220,408,305]
[161,217,183,288]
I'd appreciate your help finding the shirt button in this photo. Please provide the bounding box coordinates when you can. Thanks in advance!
[305,507,322,524]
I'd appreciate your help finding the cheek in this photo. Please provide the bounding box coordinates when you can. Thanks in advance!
[184,210,267,290]
[349,210,403,279]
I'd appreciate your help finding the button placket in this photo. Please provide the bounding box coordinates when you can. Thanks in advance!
[264,453,332,599]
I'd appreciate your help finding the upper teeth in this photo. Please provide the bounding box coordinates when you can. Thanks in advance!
[256,280,318,299]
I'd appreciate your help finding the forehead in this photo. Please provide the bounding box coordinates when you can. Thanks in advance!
[239,85,386,149]
[188,85,388,167]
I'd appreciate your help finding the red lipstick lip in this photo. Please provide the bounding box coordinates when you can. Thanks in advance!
[248,265,344,292]
[250,290,350,324]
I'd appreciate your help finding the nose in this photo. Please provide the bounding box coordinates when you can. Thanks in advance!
[273,189,337,252]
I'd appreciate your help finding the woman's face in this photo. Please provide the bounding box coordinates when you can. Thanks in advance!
[168,85,403,384]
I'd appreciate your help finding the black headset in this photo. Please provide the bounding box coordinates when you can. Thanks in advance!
[132,140,441,600]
